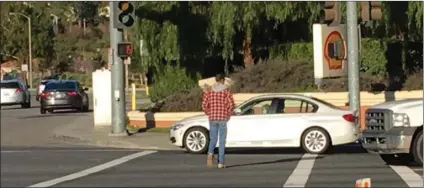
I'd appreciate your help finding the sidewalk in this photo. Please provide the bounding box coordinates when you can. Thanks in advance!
[52,116,182,151]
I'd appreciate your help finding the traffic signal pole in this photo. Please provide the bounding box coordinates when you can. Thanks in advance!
[109,1,127,136]
[346,2,360,114]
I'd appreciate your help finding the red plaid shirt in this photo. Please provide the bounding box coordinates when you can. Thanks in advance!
[202,87,235,121]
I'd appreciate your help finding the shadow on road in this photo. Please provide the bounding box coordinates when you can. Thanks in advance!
[226,155,324,168]
[1,105,40,110]
[19,110,93,119]
[207,143,367,155]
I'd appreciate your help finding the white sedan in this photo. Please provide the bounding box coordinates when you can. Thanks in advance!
[169,94,360,154]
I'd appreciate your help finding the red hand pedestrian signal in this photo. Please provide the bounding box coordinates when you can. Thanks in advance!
[125,45,132,55]
[117,42,132,58]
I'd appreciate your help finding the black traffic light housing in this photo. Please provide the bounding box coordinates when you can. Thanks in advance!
[319,1,341,26]
[360,1,382,22]
[112,1,135,29]
[117,42,132,59]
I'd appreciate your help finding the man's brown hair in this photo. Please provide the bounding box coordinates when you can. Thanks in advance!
[215,74,225,82]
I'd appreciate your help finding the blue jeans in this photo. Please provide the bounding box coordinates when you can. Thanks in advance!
[207,120,228,164]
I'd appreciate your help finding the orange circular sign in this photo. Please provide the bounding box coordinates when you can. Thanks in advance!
[323,31,346,70]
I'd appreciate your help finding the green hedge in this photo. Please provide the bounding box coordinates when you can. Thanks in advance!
[33,72,92,87]
[269,38,422,77]
[149,64,200,102]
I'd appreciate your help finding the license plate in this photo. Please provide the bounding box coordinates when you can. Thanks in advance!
[55,93,64,98]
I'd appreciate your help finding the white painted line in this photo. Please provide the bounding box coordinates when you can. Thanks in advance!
[27,150,157,187]
[1,149,143,153]
[1,151,32,153]
[390,165,423,188]
[283,153,317,188]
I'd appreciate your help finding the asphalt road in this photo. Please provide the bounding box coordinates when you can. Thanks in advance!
[1,146,423,187]
[0,94,143,147]
[1,96,422,187]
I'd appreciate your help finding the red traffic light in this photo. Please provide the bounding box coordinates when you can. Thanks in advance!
[117,42,132,58]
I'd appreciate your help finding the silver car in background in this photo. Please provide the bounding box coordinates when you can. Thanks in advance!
[0,79,31,108]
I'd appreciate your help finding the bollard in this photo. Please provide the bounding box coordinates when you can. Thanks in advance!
[145,85,149,96]
[131,83,136,111]
[355,178,371,188]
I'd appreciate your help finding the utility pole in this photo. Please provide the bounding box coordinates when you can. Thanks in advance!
[109,1,127,136]
[124,30,129,90]
[28,17,32,88]
[346,1,360,113]
[51,14,60,73]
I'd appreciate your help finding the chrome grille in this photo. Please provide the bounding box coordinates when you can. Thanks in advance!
[365,109,392,132]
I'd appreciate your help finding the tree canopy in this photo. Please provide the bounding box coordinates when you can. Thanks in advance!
[1,1,422,76]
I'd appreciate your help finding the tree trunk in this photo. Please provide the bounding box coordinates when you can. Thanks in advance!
[243,31,254,69]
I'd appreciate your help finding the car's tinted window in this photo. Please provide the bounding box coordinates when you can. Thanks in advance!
[240,98,276,115]
[44,82,76,91]
[280,99,316,113]
[1,82,20,89]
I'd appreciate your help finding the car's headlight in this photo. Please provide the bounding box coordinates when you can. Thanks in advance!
[392,113,410,127]
[171,124,184,131]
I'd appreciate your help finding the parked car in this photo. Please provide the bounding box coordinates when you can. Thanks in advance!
[0,79,31,108]
[169,94,360,154]
[39,80,89,114]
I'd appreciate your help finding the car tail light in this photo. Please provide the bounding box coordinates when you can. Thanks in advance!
[16,88,23,93]
[343,114,355,122]
[40,92,50,98]
[67,91,78,96]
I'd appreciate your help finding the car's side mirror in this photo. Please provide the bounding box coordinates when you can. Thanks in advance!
[233,109,241,115]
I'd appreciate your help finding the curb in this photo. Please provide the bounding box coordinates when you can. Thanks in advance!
[52,128,180,151]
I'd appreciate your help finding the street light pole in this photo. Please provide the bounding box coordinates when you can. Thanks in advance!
[28,17,32,88]
[51,14,60,72]
[10,12,32,88]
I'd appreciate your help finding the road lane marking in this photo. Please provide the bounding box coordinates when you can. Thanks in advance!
[390,165,423,188]
[27,150,157,187]
[1,149,143,153]
[283,153,317,188]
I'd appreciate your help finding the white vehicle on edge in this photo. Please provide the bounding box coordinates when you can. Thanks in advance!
[361,98,423,165]
[169,94,360,154]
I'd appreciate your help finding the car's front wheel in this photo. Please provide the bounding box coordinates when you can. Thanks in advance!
[301,127,331,154]
[412,130,423,165]
[183,127,209,154]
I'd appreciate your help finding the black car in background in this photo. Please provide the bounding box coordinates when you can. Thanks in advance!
[39,80,89,114]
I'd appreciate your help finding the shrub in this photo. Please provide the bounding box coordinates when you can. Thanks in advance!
[230,59,316,93]
[403,70,423,91]
[156,87,204,112]
[149,64,199,102]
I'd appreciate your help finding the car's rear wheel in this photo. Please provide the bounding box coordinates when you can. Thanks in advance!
[21,98,31,108]
[301,127,331,154]
[412,130,423,166]
[183,127,209,154]
[81,102,89,112]
[40,107,46,114]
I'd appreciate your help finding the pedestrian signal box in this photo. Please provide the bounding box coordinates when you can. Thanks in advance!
[117,42,132,58]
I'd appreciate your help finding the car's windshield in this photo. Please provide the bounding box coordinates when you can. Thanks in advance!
[44,82,76,91]
[1,82,20,89]
[311,97,340,109]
